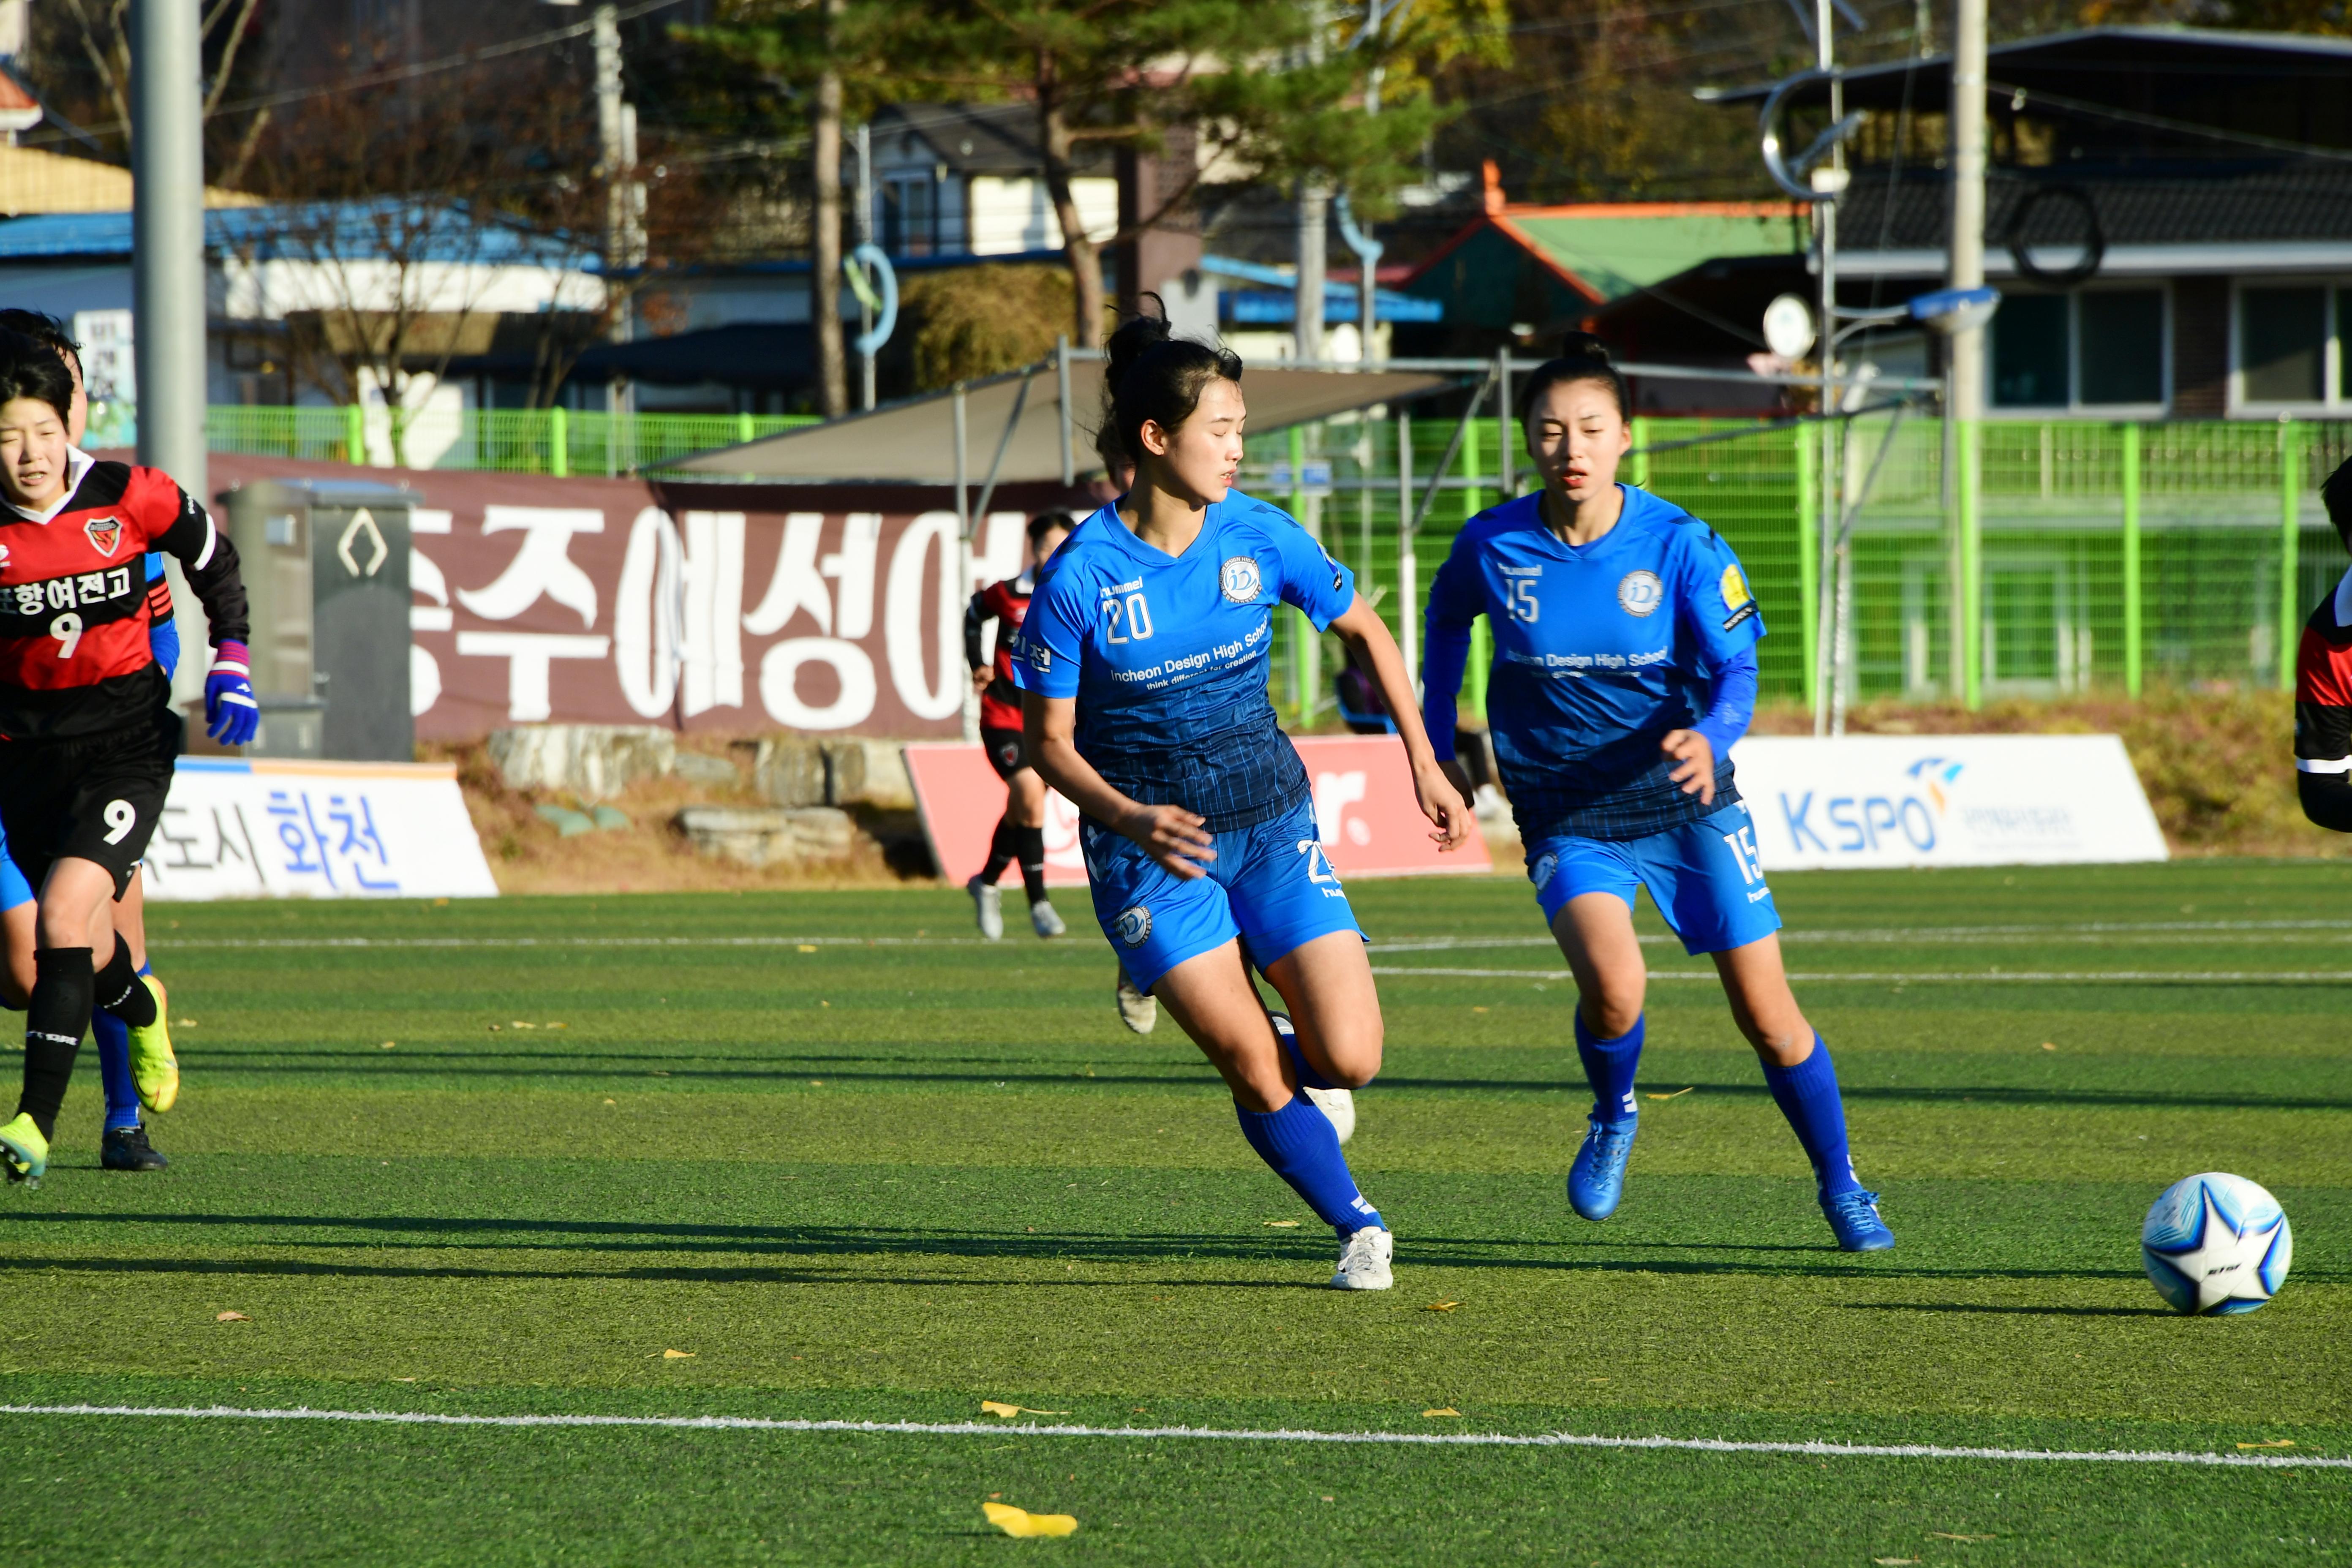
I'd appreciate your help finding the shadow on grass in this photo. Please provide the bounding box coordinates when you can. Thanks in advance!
[1842,1302,2175,1318]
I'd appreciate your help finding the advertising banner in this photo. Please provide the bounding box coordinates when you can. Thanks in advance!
[143,757,500,901]
[904,734,1491,892]
[1727,734,2168,871]
[193,455,1099,744]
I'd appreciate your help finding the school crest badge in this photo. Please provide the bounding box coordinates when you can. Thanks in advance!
[84,516,122,558]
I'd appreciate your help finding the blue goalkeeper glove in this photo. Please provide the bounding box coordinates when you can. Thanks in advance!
[204,639,259,746]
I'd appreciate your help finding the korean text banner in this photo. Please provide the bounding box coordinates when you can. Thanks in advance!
[1727,734,2168,871]
[197,456,1085,743]
[903,735,1490,890]
[143,758,500,901]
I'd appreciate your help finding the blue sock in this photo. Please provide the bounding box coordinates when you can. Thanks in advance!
[1761,1034,1862,1197]
[1234,1095,1383,1237]
[1575,1010,1644,1129]
[94,966,142,1133]
[1271,1014,1338,1092]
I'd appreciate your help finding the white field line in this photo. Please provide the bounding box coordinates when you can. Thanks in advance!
[0,1404,2341,1470]
[1370,966,2352,984]
[148,919,2352,953]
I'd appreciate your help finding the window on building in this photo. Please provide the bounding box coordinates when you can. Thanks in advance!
[882,175,936,257]
[2239,286,2327,405]
[1991,287,2166,411]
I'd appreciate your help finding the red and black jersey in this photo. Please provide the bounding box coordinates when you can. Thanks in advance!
[2296,566,2352,772]
[0,452,248,740]
[964,571,1037,732]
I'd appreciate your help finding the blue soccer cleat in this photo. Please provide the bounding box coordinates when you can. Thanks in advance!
[1567,1116,1637,1220]
[1822,1188,1895,1251]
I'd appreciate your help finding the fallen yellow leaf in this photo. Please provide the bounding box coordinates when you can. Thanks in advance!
[980,1401,1070,1417]
[662,1349,696,1359]
[798,944,819,953]
[1421,1407,1461,1417]
[1644,1086,1695,1101]
[379,1041,397,1050]
[1263,1219,1300,1228]
[215,1311,250,1322]
[1424,1301,1459,1312]
[1471,1006,1488,1013]
[2238,1439,2296,1450]
[983,1501,1077,1538]
[1927,1533,1995,1542]
[511,1021,536,1030]
[1873,1559,1920,1565]
[603,1098,617,1106]
[2041,1042,2057,1051]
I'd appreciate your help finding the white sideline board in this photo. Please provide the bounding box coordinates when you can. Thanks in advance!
[142,758,500,901]
[1726,734,2168,871]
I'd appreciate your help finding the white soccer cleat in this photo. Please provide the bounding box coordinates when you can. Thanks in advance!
[1116,972,1157,1034]
[967,875,1004,941]
[1304,1085,1356,1144]
[1330,1226,1393,1290]
[1030,901,1067,939]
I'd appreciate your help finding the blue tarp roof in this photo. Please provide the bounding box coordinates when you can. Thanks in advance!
[1200,252,1443,325]
[0,201,589,269]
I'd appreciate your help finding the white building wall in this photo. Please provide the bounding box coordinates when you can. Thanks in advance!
[965,176,1117,256]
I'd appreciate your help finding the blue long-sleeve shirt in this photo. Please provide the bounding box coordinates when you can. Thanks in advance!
[1422,485,1763,841]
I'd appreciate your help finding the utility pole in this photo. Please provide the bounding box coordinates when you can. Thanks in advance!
[1292,1,1328,364]
[1810,0,1842,735]
[811,0,847,419]
[593,3,642,422]
[854,124,875,410]
[133,0,207,501]
[1949,0,1988,709]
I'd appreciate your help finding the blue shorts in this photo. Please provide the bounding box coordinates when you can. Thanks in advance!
[1526,800,1780,956]
[0,818,28,912]
[1082,797,1362,993]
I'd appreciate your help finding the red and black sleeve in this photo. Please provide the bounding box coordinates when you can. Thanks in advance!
[2295,585,2352,831]
[140,468,248,648]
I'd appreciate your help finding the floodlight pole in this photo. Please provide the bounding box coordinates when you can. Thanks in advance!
[132,0,207,502]
[1949,0,1989,710]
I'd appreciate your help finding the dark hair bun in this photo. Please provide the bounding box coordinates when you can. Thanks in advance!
[1557,330,1613,365]
[1105,308,1174,392]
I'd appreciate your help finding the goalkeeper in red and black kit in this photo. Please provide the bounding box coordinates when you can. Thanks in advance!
[2298,458,2352,831]
[0,331,257,1183]
[963,510,1075,941]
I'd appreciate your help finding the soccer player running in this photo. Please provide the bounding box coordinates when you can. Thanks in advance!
[0,309,180,1170]
[0,332,257,1184]
[2293,460,2352,832]
[1012,310,1470,1289]
[964,510,1077,941]
[1421,335,1894,1252]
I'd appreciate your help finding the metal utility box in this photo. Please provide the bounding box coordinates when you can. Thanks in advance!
[218,477,417,762]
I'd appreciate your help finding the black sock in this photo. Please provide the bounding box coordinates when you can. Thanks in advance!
[980,817,1018,885]
[1015,825,1048,905]
[93,938,154,1027]
[21,947,92,1140]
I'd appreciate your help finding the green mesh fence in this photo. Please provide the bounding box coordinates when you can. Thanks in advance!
[1241,412,2352,720]
[202,406,817,476]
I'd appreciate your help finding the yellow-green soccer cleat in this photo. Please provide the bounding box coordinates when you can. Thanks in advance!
[0,1113,47,1186]
[128,973,179,1114]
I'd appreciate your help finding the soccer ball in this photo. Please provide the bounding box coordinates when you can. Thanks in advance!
[2141,1172,2292,1316]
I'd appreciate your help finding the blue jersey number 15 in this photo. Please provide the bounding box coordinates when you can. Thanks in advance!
[1508,579,1540,623]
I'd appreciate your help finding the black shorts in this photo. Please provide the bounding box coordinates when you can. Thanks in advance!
[0,708,181,898]
[980,726,1032,782]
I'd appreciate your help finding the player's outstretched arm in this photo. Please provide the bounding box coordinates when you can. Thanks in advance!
[145,476,258,744]
[1022,691,1216,878]
[1329,594,1469,851]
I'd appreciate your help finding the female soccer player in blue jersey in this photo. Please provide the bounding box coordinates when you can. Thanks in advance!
[1422,336,1893,1252]
[1013,310,1470,1289]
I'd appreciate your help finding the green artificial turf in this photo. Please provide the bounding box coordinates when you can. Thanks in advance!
[4,861,2349,1563]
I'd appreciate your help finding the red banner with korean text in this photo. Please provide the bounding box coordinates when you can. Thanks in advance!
[903,734,1491,891]
[199,455,1096,742]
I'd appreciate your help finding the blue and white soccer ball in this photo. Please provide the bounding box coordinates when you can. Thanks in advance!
[2141,1172,2293,1316]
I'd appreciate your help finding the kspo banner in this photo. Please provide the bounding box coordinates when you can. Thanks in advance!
[200,457,1095,743]
[1727,734,2168,871]
[903,735,1492,890]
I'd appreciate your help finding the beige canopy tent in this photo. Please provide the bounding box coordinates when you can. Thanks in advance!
[664,350,1466,491]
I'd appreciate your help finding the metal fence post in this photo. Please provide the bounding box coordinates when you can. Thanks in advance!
[2121,422,2142,698]
[1795,421,1817,712]
[2281,417,2302,692]
[1960,417,1983,710]
[549,406,569,478]
[1397,409,1417,691]
[1629,414,1650,489]
[1288,425,1309,720]
[346,403,365,466]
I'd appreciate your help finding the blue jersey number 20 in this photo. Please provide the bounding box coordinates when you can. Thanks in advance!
[1105,592,1154,644]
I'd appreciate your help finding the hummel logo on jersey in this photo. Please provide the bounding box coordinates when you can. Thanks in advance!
[1220,556,1263,603]
[84,516,122,557]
